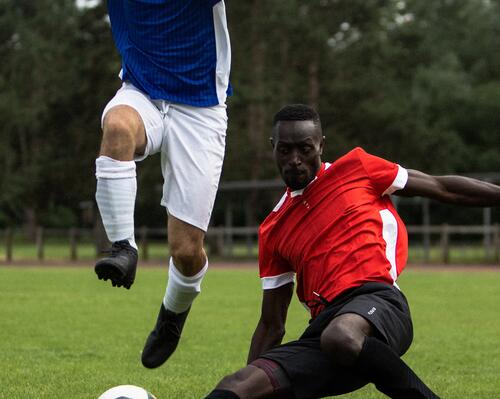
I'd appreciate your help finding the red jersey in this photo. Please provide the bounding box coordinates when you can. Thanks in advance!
[258,147,409,318]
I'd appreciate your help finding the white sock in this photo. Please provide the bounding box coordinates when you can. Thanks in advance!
[163,258,208,314]
[95,155,137,249]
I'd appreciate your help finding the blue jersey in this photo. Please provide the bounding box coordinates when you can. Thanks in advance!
[107,0,231,107]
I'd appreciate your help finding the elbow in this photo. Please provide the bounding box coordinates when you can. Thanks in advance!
[269,328,286,345]
[431,191,463,205]
[261,320,286,342]
[274,327,286,342]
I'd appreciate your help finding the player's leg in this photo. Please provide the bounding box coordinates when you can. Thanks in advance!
[205,336,368,399]
[95,83,164,289]
[204,363,290,399]
[355,335,440,399]
[141,216,208,368]
[141,103,227,368]
[320,313,373,366]
[320,289,440,398]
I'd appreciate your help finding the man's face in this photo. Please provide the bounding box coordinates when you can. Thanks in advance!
[272,120,324,190]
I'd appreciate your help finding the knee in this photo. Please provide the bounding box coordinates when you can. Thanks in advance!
[216,372,242,391]
[320,319,366,366]
[101,108,141,158]
[170,238,204,273]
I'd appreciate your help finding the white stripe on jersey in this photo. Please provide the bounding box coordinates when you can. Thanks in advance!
[261,271,295,290]
[212,1,231,104]
[379,209,400,289]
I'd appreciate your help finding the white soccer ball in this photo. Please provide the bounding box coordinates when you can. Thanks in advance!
[98,385,157,399]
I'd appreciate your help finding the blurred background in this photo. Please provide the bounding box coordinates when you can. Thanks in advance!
[0,0,499,264]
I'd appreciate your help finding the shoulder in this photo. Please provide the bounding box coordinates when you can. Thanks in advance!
[328,147,367,172]
[339,147,396,171]
[335,147,367,164]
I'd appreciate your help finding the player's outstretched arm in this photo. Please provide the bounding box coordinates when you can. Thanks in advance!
[247,282,294,364]
[396,169,500,207]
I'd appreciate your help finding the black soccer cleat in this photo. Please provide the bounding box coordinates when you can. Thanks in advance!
[94,240,138,289]
[141,304,191,369]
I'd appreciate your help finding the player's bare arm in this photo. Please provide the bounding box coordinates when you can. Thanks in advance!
[396,169,500,207]
[247,282,294,364]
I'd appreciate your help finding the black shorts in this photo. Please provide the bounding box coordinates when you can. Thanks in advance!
[259,282,413,399]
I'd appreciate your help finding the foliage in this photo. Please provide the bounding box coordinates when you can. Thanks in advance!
[1,0,499,228]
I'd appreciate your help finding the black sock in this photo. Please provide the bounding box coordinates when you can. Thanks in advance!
[204,389,241,399]
[356,336,440,399]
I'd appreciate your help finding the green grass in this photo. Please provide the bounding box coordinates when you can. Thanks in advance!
[0,266,499,398]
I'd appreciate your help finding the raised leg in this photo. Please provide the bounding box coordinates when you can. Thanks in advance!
[94,105,147,288]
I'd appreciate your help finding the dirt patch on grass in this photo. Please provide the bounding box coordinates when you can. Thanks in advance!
[1,259,498,272]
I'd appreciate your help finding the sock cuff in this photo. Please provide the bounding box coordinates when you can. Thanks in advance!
[169,258,208,285]
[96,156,136,179]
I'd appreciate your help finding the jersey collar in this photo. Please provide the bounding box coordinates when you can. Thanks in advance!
[288,162,330,198]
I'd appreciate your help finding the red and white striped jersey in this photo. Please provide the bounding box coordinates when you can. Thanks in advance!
[258,147,409,318]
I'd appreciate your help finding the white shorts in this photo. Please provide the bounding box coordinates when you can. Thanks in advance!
[101,82,227,232]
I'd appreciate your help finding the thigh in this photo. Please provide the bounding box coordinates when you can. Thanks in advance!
[336,286,414,356]
[167,215,205,249]
[102,82,165,161]
[161,104,227,232]
[260,338,367,399]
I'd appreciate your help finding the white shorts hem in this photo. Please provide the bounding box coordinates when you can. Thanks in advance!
[162,203,209,233]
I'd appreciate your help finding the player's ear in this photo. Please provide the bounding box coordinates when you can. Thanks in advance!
[319,136,325,155]
[269,136,275,149]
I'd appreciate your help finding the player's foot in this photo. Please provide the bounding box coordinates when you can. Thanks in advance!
[94,240,138,289]
[141,305,191,369]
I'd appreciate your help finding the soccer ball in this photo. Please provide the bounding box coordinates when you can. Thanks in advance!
[98,385,157,399]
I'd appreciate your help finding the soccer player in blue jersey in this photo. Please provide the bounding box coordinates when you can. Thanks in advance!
[94,0,231,369]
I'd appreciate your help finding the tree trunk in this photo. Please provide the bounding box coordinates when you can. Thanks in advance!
[246,0,267,226]
[23,207,37,241]
[308,54,320,111]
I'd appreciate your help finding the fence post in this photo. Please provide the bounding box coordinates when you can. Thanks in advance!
[216,228,225,256]
[225,202,234,257]
[494,224,499,263]
[205,228,224,257]
[440,224,450,264]
[5,228,13,263]
[139,226,149,261]
[422,199,431,263]
[246,228,253,257]
[36,226,44,262]
[69,227,78,261]
[483,207,492,260]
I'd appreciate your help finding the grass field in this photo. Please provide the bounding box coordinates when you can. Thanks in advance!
[0,266,499,398]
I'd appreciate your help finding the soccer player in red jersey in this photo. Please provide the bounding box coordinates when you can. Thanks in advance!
[204,104,500,399]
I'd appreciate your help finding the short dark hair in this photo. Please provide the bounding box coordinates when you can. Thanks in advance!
[273,104,321,127]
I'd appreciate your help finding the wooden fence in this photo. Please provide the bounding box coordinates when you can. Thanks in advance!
[0,224,499,264]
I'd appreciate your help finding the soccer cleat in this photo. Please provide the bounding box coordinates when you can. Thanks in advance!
[141,305,191,369]
[94,240,138,289]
